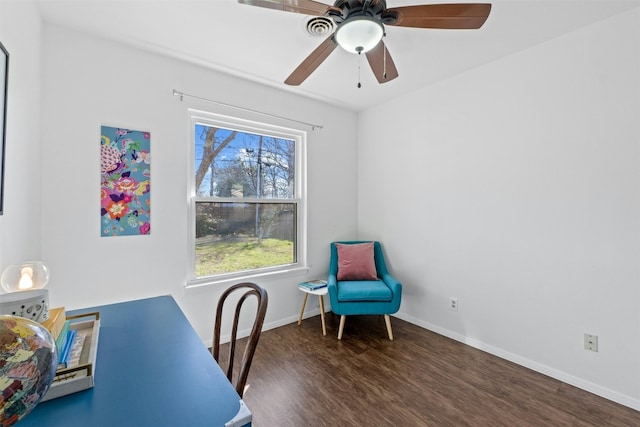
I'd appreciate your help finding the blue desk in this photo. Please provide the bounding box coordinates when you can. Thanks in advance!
[20,296,251,427]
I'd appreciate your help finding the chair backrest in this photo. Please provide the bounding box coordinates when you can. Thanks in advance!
[212,282,268,398]
[329,240,390,277]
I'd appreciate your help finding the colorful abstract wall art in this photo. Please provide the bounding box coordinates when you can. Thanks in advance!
[100,126,150,237]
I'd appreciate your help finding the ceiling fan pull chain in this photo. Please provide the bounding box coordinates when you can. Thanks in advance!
[358,52,362,89]
[383,33,387,80]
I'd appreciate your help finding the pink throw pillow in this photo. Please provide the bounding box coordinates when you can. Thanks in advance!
[336,242,378,281]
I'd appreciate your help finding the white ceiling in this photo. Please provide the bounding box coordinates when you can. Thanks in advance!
[35,0,639,111]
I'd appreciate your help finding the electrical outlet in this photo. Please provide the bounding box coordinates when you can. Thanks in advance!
[450,298,458,312]
[584,333,598,352]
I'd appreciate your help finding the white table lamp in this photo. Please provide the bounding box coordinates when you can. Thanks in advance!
[0,261,51,322]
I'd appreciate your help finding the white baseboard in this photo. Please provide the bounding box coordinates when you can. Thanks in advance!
[393,311,640,412]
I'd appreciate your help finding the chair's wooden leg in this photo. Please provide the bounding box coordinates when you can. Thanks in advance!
[384,315,394,341]
[338,315,346,340]
[319,295,326,336]
[298,293,308,326]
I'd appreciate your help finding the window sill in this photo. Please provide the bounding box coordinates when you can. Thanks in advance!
[185,265,310,289]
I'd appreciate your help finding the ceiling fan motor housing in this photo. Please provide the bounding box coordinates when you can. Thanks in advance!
[328,0,397,26]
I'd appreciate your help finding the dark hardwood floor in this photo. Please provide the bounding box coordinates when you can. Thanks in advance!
[234,314,640,427]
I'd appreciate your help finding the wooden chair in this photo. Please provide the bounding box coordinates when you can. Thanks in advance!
[212,282,268,398]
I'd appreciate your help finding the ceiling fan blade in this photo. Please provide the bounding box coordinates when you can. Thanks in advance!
[285,35,338,86]
[365,40,399,84]
[237,0,334,16]
[385,3,491,29]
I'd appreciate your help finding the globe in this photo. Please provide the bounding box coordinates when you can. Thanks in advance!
[0,315,58,426]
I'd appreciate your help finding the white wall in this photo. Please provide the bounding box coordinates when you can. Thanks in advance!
[38,24,358,342]
[0,1,44,267]
[358,8,640,408]
[4,0,639,412]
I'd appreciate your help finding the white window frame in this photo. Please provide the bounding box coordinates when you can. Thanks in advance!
[186,109,307,287]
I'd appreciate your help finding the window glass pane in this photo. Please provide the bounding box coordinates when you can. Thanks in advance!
[195,202,296,277]
[194,125,295,199]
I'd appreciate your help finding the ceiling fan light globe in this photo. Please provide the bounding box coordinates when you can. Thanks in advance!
[335,17,384,54]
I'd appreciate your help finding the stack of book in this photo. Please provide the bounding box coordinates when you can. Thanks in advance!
[41,312,100,402]
[41,307,66,343]
[298,279,328,291]
[40,307,85,370]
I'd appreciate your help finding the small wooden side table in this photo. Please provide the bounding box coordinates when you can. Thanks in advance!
[297,285,328,336]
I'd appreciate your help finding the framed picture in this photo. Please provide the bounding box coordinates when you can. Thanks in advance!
[0,41,7,215]
[100,125,151,237]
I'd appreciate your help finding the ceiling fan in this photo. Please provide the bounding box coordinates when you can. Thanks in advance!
[237,0,492,86]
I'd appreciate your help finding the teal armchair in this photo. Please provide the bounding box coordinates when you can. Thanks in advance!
[327,241,402,340]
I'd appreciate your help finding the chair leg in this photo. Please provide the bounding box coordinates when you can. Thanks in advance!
[338,315,346,340]
[384,315,393,341]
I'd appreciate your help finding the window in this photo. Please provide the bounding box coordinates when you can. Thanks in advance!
[188,110,306,285]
